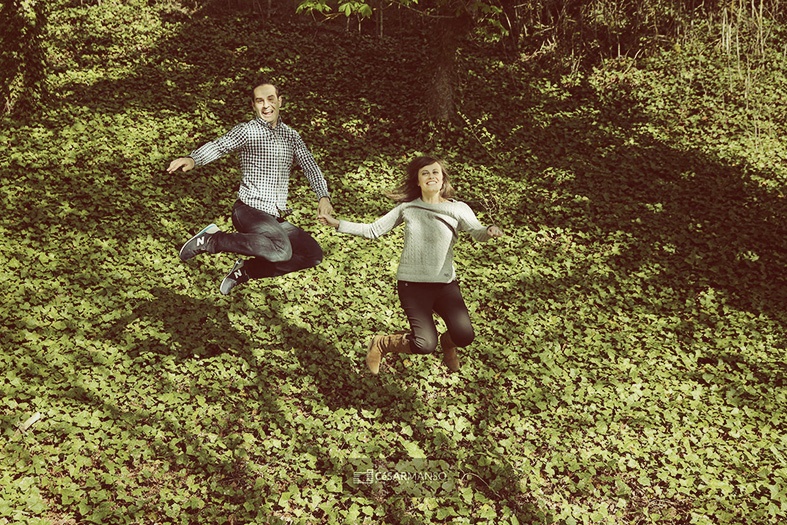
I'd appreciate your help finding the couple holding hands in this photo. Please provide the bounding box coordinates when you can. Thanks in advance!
[167,82,504,375]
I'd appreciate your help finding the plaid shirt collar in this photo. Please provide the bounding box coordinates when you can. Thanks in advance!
[254,116,283,130]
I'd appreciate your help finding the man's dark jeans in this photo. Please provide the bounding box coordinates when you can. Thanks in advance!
[209,200,323,279]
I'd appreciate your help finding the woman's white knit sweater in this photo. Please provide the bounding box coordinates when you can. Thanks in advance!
[337,198,491,283]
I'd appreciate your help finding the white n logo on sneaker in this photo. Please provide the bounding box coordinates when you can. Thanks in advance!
[233,270,242,278]
[196,237,205,246]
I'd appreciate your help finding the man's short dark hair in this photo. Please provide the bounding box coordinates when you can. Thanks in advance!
[252,81,280,99]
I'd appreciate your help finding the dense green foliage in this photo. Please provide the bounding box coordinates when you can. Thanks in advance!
[2,0,787,523]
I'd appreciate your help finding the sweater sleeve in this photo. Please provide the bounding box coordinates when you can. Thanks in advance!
[457,202,492,241]
[337,205,404,239]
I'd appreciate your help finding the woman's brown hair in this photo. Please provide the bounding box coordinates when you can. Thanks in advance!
[386,155,456,203]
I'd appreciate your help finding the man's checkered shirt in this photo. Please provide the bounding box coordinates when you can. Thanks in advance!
[189,118,330,217]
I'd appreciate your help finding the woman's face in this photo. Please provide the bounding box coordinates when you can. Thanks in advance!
[417,162,444,195]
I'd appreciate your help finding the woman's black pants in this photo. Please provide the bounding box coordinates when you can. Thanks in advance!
[397,280,474,354]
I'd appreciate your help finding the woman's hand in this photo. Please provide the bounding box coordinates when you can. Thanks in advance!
[318,212,340,229]
[487,225,504,238]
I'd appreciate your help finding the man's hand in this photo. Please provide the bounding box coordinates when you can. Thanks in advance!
[167,157,196,173]
[317,197,334,218]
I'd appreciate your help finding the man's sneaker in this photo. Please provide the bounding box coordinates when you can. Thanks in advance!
[221,259,249,295]
[179,224,220,261]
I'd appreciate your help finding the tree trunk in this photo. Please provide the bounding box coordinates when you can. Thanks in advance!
[1,0,47,118]
[427,13,473,122]
[499,0,521,55]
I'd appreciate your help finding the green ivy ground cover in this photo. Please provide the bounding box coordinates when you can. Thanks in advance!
[2,1,787,523]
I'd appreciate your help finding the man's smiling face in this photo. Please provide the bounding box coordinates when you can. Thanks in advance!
[252,84,282,127]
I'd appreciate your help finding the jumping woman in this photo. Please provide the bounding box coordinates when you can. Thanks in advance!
[318,155,504,374]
